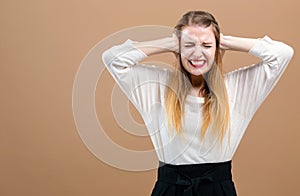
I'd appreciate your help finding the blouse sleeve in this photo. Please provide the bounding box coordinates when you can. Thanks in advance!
[225,36,294,118]
[101,39,170,118]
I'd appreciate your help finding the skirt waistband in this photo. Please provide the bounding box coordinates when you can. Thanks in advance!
[153,161,235,196]
[157,160,232,185]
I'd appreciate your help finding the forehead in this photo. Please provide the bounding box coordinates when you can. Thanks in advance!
[181,25,215,42]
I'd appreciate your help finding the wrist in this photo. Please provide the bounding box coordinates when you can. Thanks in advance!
[161,36,179,53]
[133,36,178,56]
[220,35,258,52]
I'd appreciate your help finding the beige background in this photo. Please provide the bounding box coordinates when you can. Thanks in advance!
[1,0,299,195]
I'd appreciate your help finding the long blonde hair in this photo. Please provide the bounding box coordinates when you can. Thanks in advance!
[165,11,230,144]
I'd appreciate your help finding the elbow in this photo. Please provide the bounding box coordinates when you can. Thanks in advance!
[101,49,132,75]
[281,41,294,61]
[285,44,294,62]
[275,42,294,66]
[101,49,112,68]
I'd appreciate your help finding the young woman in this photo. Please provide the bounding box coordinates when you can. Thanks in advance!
[102,11,293,196]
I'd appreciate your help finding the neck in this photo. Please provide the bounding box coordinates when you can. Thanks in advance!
[189,74,206,97]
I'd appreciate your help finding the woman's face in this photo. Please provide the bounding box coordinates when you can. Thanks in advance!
[180,25,216,76]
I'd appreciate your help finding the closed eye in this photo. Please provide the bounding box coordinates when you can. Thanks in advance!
[183,41,195,48]
[184,44,195,48]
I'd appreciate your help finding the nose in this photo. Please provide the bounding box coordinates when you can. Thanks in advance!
[193,45,204,58]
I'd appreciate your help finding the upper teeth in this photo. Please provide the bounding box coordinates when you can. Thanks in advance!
[191,60,205,66]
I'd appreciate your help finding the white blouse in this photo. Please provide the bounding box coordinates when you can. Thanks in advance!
[102,36,293,165]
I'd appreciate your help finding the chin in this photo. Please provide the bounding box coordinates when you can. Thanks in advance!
[185,66,211,76]
[189,70,205,76]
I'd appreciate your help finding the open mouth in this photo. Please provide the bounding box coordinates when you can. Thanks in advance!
[188,59,206,68]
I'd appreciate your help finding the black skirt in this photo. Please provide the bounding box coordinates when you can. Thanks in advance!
[151,160,237,196]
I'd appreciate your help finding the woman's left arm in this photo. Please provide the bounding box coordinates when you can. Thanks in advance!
[220,34,294,65]
[220,34,259,52]
[222,34,294,118]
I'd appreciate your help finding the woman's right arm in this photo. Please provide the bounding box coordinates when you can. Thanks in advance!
[102,36,178,78]
[132,35,178,56]
[101,36,177,116]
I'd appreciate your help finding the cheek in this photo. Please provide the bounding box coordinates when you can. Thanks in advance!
[180,48,193,59]
[208,48,216,61]
[179,55,190,70]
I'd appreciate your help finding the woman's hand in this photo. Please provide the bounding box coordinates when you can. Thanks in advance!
[170,33,179,54]
[219,33,227,58]
[220,33,229,50]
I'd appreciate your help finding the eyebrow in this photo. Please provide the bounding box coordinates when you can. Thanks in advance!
[183,42,195,44]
